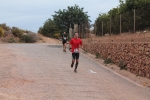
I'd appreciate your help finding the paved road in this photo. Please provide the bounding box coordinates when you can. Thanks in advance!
[0,44,150,100]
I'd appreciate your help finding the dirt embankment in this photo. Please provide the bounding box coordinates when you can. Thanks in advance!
[85,31,150,43]
[0,34,62,44]
[36,34,61,44]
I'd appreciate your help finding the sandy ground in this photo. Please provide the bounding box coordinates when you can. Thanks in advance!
[0,34,62,44]
[36,34,62,44]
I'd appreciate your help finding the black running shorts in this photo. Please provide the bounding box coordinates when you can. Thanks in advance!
[72,53,79,60]
[62,40,67,45]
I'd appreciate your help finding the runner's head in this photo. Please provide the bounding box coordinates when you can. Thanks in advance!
[64,32,66,34]
[74,32,78,38]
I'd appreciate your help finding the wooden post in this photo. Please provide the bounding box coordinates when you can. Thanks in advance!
[134,9,135,33]
[88,23,89,38]
[79,25,81,38]
[120,14,122,34]
[82,24,83,39]
[74,24,78,33]
[69,28,72,38]
[110,18,111,35]
[86,25,87,38]
[102,21,103,36]
[94,24,95,35]
[95,24,97,36]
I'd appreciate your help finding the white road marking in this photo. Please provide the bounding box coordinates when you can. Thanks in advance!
[90,70,97,74]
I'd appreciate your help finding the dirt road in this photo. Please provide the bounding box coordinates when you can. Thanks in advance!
[0,44,150,100]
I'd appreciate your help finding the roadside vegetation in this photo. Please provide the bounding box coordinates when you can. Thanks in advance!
[0,23,39,43]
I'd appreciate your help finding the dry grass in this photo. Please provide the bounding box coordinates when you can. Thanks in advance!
[85,31,150,43]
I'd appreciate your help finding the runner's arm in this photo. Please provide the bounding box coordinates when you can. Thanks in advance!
[80,44,83,49]
[80,40,83,49]
[69,39,72,50]
[69,43,72,49]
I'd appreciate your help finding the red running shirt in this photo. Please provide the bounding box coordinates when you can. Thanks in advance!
[70,38,82,53]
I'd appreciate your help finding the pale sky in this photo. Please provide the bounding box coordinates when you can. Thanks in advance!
[0,0,120,32]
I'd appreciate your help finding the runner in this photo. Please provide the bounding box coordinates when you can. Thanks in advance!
[69,32,82,73]
[61,32,68,52]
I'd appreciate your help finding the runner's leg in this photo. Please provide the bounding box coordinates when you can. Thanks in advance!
[62,41,65,52]
[75,59,78,69]
[71,53,75,68]
[64,43,66,52]
[74,53,79,73]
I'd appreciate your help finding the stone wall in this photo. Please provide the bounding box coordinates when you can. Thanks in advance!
[83,42,150,79]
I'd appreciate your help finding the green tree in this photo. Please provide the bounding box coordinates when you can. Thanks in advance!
[95,13,110,36]
[40,19,58,37]
[125,0,150,11]
[52,4,90,31]
[95,0,150,35]
[38,26,42,34]
[119,0,127,14]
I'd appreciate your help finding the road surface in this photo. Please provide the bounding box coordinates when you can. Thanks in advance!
[0,44,150,100]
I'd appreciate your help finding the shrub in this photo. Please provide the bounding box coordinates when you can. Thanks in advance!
[12,27,23,37]
[119,61,127,70]
[20,33,38,43]
[20,35,30,43]
[7,38,16,43]
[28,33,38,42]
[0,24,11,31]
[95,53,100,58]
[54,33,60,39]
[84,49,88,53]
[0,27,4,37]
[104,58,112,64]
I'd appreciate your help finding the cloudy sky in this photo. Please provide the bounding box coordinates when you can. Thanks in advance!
[0,0,120,32]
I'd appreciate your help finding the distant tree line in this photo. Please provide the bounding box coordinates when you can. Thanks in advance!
[95,0,150,36]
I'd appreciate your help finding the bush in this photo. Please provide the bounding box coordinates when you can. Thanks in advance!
[104,58,112,64]
[0,27,4,37]
[84,49,88,53]
[12,27,23,37]
[95,53,100,58]
[119,61,127,70]
[54,33,60,39]
[20,33,38,43]
[7,38,16,43]
[20,35,31,43]
[28,33,38,42]
[0,24,11,31]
